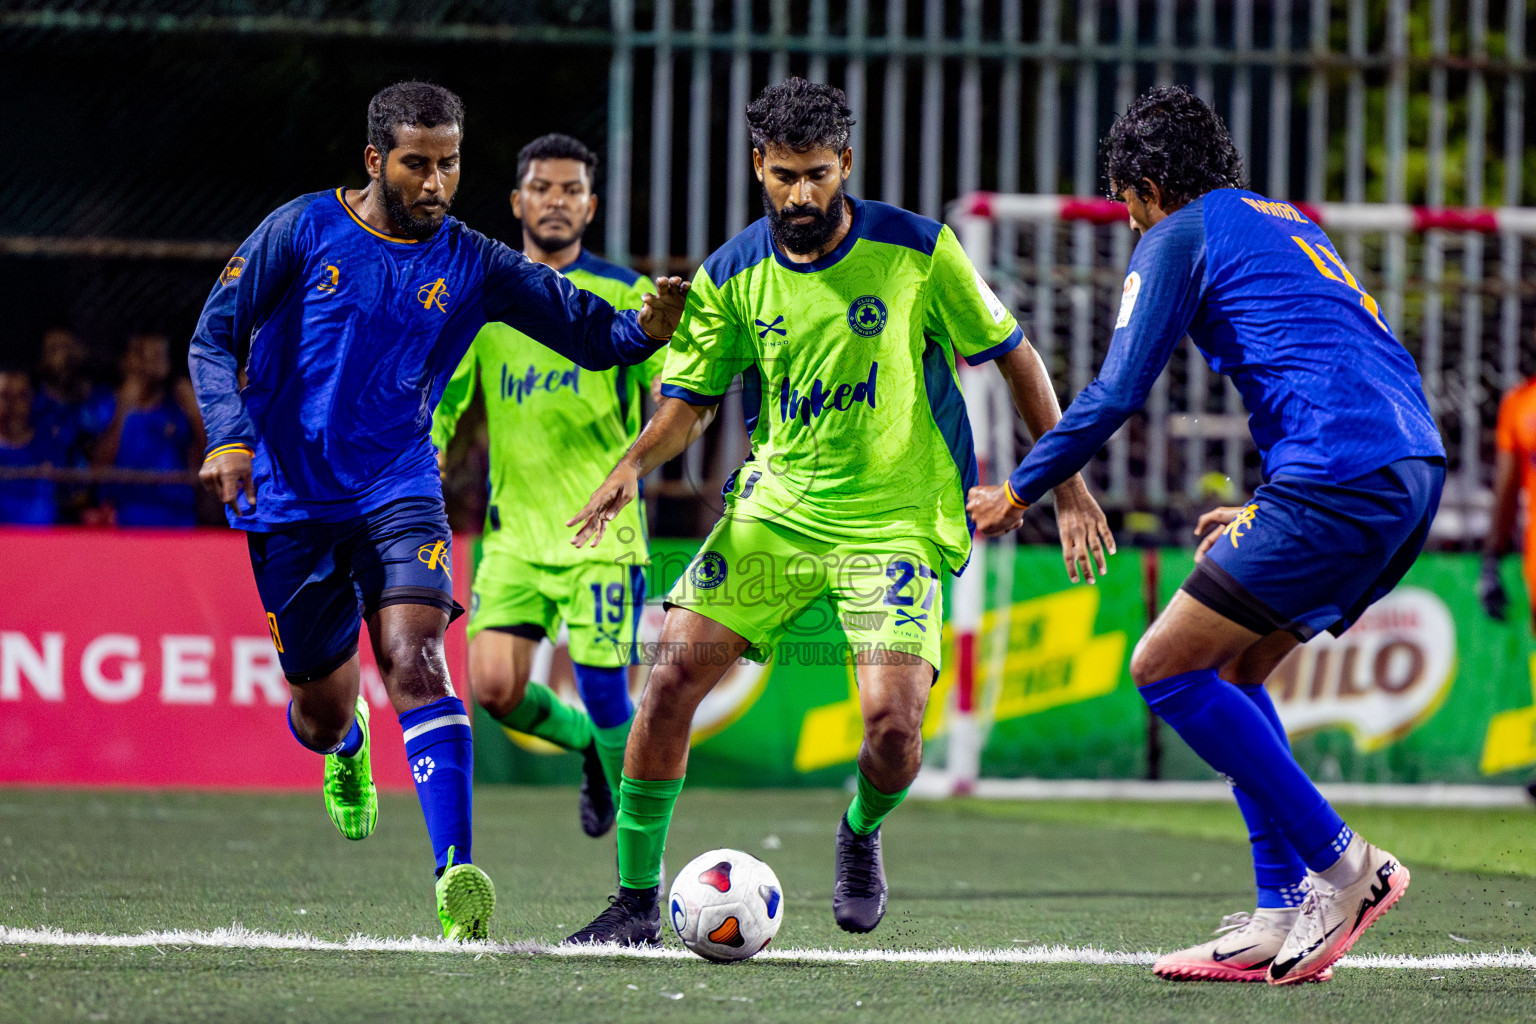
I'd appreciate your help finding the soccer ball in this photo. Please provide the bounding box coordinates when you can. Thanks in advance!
[667,848,784,962]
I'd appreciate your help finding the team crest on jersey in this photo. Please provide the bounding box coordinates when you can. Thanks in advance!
[417,277,450,312]
[847,296,887,338]
[689,552,728,590]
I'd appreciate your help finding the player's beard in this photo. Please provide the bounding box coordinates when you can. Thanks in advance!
[379,168,452,241]
[525,220,585,254]
[764,181,848,256]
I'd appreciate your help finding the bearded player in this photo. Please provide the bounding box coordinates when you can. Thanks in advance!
[433,133,665,839]
[562,78,1113,946]
[969,86,1443,985]
[188,83,687,940]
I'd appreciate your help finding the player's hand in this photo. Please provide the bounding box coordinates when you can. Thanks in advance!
[966,484,1026,538]
[199,447,256,516]
[568,459,641,548]
[435,449,447,480]
[1052,479,1115,584]
[1193,505,1249,562]
[1479,555,1509,622]
[638,276,690,341]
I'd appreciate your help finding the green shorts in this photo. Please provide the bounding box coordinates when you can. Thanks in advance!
[666,514,944,671]
[467,549,645,669]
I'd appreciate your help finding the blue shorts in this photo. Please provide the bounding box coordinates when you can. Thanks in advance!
[1182,457,1444,640]
[247,496,464,680]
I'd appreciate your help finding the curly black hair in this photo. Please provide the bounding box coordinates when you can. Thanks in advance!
[516,133,598,184]
[1102,85,1246,208]
[367,81,465,156]
[746,77,855,154]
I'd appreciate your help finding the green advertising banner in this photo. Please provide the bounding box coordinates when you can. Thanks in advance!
[1157,550,1536,786]
[473,540,1536,788]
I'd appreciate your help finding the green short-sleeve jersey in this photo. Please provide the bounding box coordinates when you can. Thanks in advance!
[433,248,662,565]
[660,198,1023,574]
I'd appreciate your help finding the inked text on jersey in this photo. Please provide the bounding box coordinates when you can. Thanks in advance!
[778,362,878,426]
[501,363,580,404]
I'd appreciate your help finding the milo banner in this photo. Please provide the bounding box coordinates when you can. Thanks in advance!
[478,541,1536,788]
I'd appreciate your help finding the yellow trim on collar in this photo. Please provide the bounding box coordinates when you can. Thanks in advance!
[334,188,417,244]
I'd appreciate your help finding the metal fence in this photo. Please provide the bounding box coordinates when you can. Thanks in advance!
[8,1,1536,537]
[957,196,1536,541]
[601,0,1534,539]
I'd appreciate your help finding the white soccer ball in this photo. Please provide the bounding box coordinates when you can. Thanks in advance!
[667,848,784,962]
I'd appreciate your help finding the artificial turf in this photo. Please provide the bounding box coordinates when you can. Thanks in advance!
[1,787,1532,1023]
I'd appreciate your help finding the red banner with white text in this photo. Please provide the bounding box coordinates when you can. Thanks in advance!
[0,528,470,790]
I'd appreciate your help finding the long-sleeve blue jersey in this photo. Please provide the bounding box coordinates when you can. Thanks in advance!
[189,188,661,529]
[1007,189,1445,505]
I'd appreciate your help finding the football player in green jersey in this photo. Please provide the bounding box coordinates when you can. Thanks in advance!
[433,134,666,840]
[563,79,1114,946]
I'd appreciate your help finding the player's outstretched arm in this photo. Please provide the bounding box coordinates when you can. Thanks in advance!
[638,276,690,342]
[988,204,1202,551]
[474,233,688,371]
[567,396,716,548]
[968,341,1116,582]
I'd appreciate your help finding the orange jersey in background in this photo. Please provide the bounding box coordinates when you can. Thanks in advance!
[1495,377,1536,588]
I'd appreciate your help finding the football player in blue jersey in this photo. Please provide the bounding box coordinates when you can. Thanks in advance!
[187,81,688,941]
[969,85,1444,986]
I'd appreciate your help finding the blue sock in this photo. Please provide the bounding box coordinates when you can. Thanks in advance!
[573,663,633,729]
[1140,670,1350,872]
[399,695,475,875]
[287,701,363,757]
[1232,684,1309,908]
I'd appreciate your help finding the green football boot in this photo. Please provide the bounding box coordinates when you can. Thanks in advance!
[322,697,377,840]
[436,846,496,941]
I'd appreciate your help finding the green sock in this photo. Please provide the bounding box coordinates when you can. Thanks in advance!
[592,718,632,812]
[616,775,684,890]
[846,767,909,835]
[498,682,592,752]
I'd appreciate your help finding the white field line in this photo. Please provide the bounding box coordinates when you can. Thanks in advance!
[1,926,1533,970]
[909,776,1536,808]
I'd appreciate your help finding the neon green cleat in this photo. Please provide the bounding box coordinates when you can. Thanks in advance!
[436,846,496,941]
[322,697,377,840]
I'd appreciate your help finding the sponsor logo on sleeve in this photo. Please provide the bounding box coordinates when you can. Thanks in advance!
[1115,271,1142,328]
[974,267,1008,325]
[219,256,246,286]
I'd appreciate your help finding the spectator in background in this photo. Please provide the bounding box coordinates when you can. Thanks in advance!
[95,333,205,526]
[33,326,115,464]
[1479,375,1536,802]
[0,368,69,524]
[1480,376,1536,629]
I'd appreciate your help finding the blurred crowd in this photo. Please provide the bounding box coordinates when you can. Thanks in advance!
[0,327,207,526]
